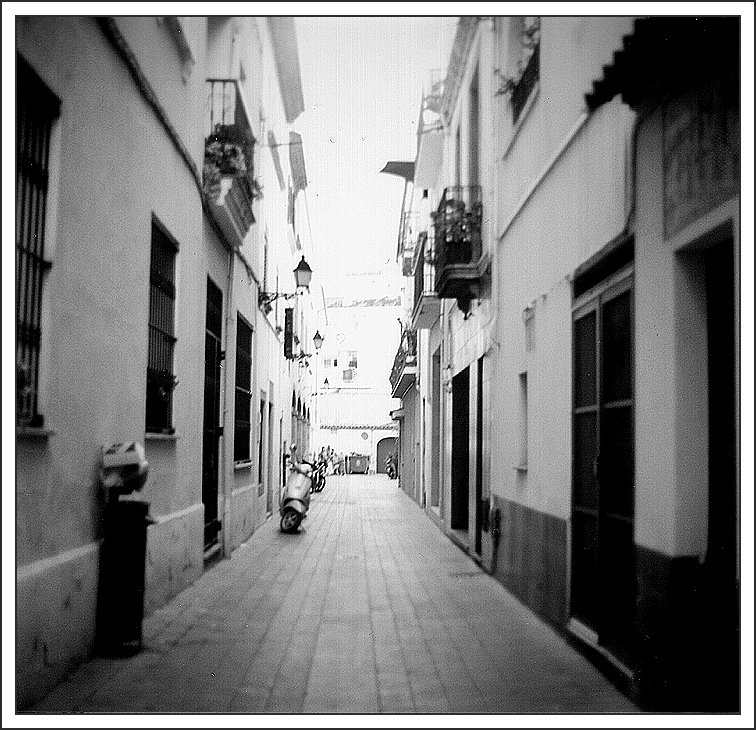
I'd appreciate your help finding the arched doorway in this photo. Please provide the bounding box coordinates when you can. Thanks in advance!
[376,437,397,474]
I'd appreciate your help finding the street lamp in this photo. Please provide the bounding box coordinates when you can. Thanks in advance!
[258,256,313,309]
[293,330,325,366]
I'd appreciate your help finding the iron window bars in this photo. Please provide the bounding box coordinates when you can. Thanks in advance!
[16,56,60,427]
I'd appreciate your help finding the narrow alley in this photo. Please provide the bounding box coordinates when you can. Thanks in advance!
[28,474,636,715]
[11,12,747,722]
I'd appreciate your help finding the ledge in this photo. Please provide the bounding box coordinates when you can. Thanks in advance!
[145,432,178,442]
[17,426,56,439]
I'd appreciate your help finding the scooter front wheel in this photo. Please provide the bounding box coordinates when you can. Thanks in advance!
[280,509,302,533]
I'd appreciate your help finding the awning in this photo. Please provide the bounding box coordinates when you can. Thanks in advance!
[585,17,739,111]
[267,17,305,123]
[380,161,415,182]
[267,130,285,190]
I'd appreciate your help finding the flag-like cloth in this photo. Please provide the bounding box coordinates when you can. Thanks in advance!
[289,131,307,194]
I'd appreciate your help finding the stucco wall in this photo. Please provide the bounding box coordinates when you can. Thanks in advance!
[492,99,634,520]
[633,104,740,558]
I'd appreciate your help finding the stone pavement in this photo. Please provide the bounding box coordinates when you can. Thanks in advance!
[27,474,640,715]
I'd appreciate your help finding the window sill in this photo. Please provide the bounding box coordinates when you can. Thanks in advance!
[145,432,178,442]
[514,464,528,473]
[234,460,253,471]
[17,426,56,439]
[503,82,540,160]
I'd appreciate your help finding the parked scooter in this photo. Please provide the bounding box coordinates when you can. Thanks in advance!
[386,453,397,479]
[310,458,327,493]
[280,458,312,533]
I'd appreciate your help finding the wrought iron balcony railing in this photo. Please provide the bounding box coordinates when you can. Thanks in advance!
[432,185,482,267]
[389,329,417,397]
[205,79,260,191]
[204,79,260,243]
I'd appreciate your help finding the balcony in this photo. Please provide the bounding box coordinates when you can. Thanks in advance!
[389,330,417,399]
[411,232,440,329]
[432,186,487,306]
[203,79,261,248]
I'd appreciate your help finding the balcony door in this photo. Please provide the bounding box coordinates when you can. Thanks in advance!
[202,278,224,552]
[571,271,635,667]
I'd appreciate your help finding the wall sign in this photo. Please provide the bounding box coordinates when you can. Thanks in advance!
[663,81,739,238]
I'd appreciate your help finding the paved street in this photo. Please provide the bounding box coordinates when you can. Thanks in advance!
[28,474,639,715]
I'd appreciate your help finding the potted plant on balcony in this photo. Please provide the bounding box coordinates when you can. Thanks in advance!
[203,138,263,202]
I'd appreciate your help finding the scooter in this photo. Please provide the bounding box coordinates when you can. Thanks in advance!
[280,460,312,533]
[311,459,327,493]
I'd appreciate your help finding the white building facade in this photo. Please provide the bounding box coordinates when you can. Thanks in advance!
[389,16,741,711]
[16,15,319,708]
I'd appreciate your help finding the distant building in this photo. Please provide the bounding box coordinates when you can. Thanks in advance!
[313,290,400,469]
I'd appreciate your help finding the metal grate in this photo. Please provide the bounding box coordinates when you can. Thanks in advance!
[145,222,177,433]
[16,57,59,427]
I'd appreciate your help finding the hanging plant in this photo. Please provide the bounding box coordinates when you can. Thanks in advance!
[147,369,178,402]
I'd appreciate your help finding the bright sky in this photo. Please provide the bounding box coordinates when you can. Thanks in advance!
[294,16,457,299]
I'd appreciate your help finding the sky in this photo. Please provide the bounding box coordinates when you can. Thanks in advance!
[294,16,457,301]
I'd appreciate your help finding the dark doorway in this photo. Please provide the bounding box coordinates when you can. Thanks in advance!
[571,272,635,667]
[700,238,738,710]
[430,348,441,507]
[474,357,484,554]
[376,437,397,474]
[451,366,470,531]
[202,278,224,553]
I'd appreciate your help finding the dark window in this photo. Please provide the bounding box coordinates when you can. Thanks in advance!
[512,43,539,124]
[258,399,265,484]
[16,56,60,427]
[234,316,253,461]
[145,220,177,432]
[511,17,541,124]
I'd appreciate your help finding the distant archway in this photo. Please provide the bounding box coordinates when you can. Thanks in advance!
[376,437,398,474]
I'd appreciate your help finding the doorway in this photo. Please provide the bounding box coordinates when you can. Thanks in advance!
[700,238,738,709]
[571,270,635,667]
[430,348,441,507]
[474,356,484,555]
[376,437,397,474]
[202,278,224,553]
[451,366,470,531]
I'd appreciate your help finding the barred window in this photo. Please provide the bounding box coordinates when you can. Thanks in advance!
[16,56,60,427]
[145,220,178,433]
[234,315,253,461]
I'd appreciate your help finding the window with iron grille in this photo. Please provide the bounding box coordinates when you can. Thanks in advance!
[16,56,60,427]
[145,219,178,433]
[234,315,253,461]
